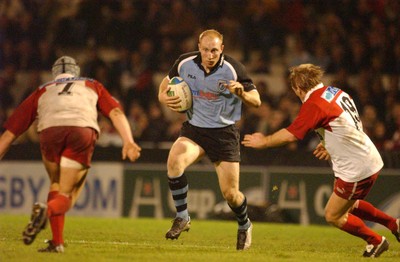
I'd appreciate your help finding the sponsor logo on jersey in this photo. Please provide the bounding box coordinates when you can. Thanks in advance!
[217,79,228,92]
[192,90,219,100]
[321,86,340,102]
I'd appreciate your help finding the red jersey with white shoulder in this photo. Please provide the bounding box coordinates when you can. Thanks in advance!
[4,74,121,136]
[286,83,383,182]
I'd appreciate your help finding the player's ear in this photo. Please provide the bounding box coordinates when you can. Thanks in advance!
[221,44,224,52]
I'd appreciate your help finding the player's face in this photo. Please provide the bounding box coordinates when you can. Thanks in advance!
[198,36,224,70]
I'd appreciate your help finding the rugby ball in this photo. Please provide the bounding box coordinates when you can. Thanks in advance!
[167,77,192,112]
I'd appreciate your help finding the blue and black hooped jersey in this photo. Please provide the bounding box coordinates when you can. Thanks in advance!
[168,51,257,128]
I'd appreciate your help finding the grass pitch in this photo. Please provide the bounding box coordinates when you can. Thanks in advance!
[0,215,399,261]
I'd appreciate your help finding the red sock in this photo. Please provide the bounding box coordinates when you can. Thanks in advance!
[351,200,397,232]
[341,213,382,245]
[47,191,58,201]
[47,193,71,245]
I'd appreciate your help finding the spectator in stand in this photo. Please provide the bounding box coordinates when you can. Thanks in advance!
[240,0,281,70]
[0,64,17,110]
[36,39,57,71]
[310,40,331,71]
[348,35,370,74]
[158,0,199,42]
[121,51,154,110]
[287,36,314,68]
[326,44,349,74]
[81,47,107,79]
[137,38,157,71]
[371,121,387,151]
[140,100,169,142]
[361,104,380,138]
[104,1,142,49]
[126,101,149,141]
[0,34,18,69]
[140,0,164,43]
[384,101,400,151]
[16,38,39,71]
[157,37,181,72]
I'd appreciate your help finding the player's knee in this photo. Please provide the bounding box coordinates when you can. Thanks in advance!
[324,212,340,227]
[167,159,182,175]
[222,189,239,204]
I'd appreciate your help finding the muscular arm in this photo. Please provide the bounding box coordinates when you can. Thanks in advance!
[0,130,17,160]
[108,107,141,161]
[241,128,298,149]
[238,89,261,108]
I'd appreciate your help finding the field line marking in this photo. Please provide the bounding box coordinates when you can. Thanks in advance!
[67,239,230,250]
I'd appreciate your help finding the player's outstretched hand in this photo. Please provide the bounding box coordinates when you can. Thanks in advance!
[122,142,142,162]
[313,142,330,160]
[242,132,267,149]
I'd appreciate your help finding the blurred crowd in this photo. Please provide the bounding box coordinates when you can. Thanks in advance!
[1,0,400,151]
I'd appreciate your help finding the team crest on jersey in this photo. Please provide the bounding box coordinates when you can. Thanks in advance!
[218,79,228,92]
[321,86,340,102]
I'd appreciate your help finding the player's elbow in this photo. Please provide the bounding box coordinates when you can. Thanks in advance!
[287,135,298,143]
[248,97,261,108]
[109,107,123,117]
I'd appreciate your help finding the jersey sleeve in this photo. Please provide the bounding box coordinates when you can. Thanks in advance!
[88,80,122,117]
[286,101,326,140]
[168,52,198,79]
[3,89,41,137]
[168,59,179,79]
[225,55,256,92]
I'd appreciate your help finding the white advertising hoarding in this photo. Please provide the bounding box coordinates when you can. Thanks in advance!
[0,161,123,217]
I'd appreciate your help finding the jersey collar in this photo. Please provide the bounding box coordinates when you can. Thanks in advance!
[194,53,224,75]
[303,83,324,102]
[55,73,75,80]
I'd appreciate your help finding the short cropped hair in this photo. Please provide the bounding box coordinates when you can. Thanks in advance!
[289,64,324,92]
[199,29,223,43]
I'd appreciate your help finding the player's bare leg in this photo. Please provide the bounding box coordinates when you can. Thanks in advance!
[165,137,203,240]
[325,193,389,257]
[216,161,252,250]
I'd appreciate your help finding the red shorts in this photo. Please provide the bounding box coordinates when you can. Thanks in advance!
[39,126,98,167]
[334,173,378,200]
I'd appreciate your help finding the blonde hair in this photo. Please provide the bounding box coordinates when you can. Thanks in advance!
[289,64,324,92]
[199,29,223,43]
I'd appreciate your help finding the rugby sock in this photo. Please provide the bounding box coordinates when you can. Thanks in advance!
[340,213,382,245]
[229,197,251,230]
[47,193,71,244]
[351,200,398,232]
[47,191,65,245]
[47,194,71,216]
[168,173,189,221]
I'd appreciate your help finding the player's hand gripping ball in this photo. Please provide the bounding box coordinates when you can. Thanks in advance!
[167,77,193,112]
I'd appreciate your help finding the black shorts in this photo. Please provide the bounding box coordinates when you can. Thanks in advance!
[180,121,240,163]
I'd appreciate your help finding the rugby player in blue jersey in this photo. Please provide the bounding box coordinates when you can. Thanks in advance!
[158,29,261,250]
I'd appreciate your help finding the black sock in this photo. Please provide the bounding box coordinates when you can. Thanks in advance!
[168,173,189,219]
[229,197,250,229]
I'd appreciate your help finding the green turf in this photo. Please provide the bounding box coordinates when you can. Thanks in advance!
[0,215,399,261]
